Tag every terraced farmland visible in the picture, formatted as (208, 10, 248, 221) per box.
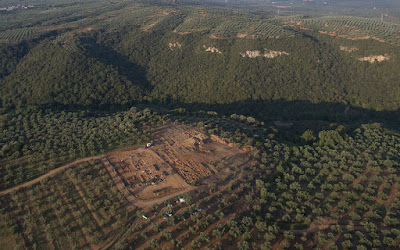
(278, 15, 400, 44)
(173, 11, 221, 34)
(0, 27, 46, 43)
(100, 6, 175, 32)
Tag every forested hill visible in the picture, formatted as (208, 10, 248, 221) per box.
(1, 2, 400, 248)
(1, 1, 400, 113)
(0, 39, 146, 107)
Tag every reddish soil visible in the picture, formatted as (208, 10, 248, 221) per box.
(104, 124, 249, 207)
(54, 183, 94, 249)
(173, 30, 193, 34)
(0, 155, 104, 196)
(101, 157, 136, 203)
(66, 172, 108, 235)
(141, 19, 162, 31)
(1, 124, 251, 214)
(27, 187, 55, 249)
(210, 34, 227, 39)
(141, 10, 176, 31)
(43, 183, 76, 248)
(351, 173, 365, 186)
(385, 182, 398, 205)
(376, 179, 388, 204)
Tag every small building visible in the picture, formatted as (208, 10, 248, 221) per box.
(178, 198, 186, 203)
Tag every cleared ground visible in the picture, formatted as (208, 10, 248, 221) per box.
(0, 123, 253, 248)
(1, 124, 251, 209)
(103, 124, 250, 207)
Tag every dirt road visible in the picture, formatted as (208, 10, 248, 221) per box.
(0, 150, 196, 208)
(0, 149, 196, 208)
(0, 155, 103, 196)
(133, 185, 197, 208)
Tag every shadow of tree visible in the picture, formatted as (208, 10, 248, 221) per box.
(79, 37, 153, 92)
(154, 98, 400, 126)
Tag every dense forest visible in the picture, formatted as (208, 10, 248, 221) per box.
(2, 24, 400, 112)
(1, 0, 400, 113)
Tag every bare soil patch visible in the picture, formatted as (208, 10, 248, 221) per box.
(210, 34, 227, 39)
(104, 124, 249, 207)
(1, 124, 250, 210)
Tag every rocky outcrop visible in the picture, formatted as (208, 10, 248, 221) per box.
(358, 55, 390, 63)
(202, 45, 222, 54)
(240, 50, 262, 58)
(240, 49, 289, 58)
(340, 46, 358, 52)
(168, 42, 182, 50)
(263, 50, 290, 58)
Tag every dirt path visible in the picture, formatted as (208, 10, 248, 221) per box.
(385, 181, 398, 205)
(0, 143, 144, 197)
(100, 216, 139, 250)
(344, 105, 350, 115)
(133, 186, 197, 208)
(44, 184, 76, 248)
(0, 155, 103, 196)
(1, 148, 197, 208)
(55, 182, 94, 249)
(191, 216, 231, 249)
(100, 157, 136, 203)
(66, 172, 108, 235)
(32, 185, 56, 249)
